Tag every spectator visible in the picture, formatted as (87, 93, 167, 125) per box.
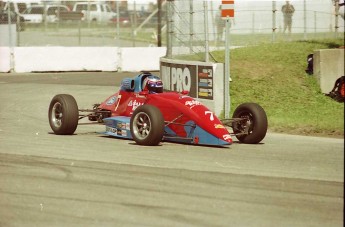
(333, 0, 345, 20)
(215, 6, 225, 42)
(281, 1, 295, 35)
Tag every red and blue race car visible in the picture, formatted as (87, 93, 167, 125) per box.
(48, 72, 268, 146)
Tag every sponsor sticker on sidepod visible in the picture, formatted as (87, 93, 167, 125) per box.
(106, 96, 117, 105)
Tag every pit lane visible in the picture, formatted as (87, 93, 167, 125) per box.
(0, 72, 343, 226)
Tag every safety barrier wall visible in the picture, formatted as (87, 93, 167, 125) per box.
(0, 47, 166, 73)
(0, 47, 11, 72)
(121, 47, 166, 72)
(313, 48, 344, 94)
(160, 57, 224, 116)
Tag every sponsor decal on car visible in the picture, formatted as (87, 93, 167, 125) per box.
(116, 129, 127, 136)
(185, 100, 201, 108)
(106, 96, 117, 105)
(128, 100, 143, 111)
(106, 126, 117, 134)
(122, 130, 127, 137)
(214, 124, 225, 129)
(223, 134, 232, 141)
(116, 122, 127, 129)
(106, 126, 127, 137)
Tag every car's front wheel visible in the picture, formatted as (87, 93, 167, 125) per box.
(130, 105, 164, 146)
(48, 94, 79, 135)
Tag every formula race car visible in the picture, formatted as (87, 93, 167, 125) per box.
(48, 72, 268, 146)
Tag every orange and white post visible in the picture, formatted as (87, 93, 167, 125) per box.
(221, 0, 234, 118)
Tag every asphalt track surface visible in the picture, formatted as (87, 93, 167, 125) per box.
(0, 72, 344, 227)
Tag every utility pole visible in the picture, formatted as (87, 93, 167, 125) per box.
(157, 0, 162, 47)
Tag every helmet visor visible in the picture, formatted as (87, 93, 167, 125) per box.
(147, 80, 163, 93)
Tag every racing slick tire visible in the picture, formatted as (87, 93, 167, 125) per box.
(232, 103, 268, 144)
(48, 94, 79, 135)
(130, 105, 164, 146)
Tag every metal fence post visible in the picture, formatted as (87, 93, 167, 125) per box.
(87, 1, 91, 28)
(189, 0, 194, 54)
(272, 1, 276, 43)
(314, 11, 317, 38)
(157, 0, 162, 47)
(43, 1, 47, 32)
(252, 12, 255, 34)
(78, 20, 81, 46)
(204, 1, 209, 62)
(16, 13, 20, 46)
(224, 17, 231, 118)
(166, 0, 173, 58)
(303, 0, 307, 40)
(133, 1, 137, 47)
(334, 0, 339, 38)
(7, 0, 14, 72)
(116, 0, 120, 46)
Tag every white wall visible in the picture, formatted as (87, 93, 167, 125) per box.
(0, 47, 11, 72)
(121, 47, 167, 72)
(313, 48, 345, 94)
(0, 47, 166, 73)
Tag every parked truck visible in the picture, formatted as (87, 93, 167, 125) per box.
(72, 2, 115, 23)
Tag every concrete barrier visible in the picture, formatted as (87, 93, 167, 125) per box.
(313, 48, 345, 94)
(121, 47, 166, 72)
(0, 46, 166, 73)
(0, 47, 11, 72)
(14, 47, 119, 72)
(160, 57, 225, 116)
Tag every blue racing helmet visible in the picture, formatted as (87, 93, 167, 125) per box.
(142, 75, 163, 94)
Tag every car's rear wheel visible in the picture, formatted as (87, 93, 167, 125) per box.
(130, 105, 164, 146)
(232, 103, 268, 144)
(48, 94, 79, 135)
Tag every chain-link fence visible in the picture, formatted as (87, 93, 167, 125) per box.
(0, 0, 166, 47)
(167, 0, 344, 61)
(0, 0, 344, 52)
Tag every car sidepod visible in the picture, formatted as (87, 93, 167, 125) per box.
(102, 116, 132, 139)
(146, 94, 232, 146)
(163, 120, 231, 146)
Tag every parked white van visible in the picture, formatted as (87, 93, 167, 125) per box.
(3, 0, 41, 15)
(72, 2, 115, 23)
(21, 4, 69, 23)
